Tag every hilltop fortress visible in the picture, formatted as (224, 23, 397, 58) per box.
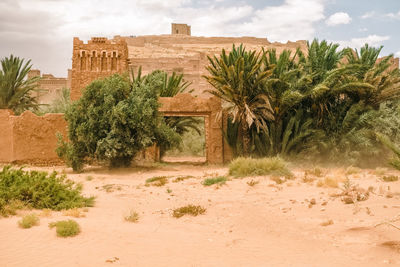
(70, 23, 307, 100)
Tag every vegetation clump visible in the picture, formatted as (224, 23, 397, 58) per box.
(145, 176, 168, 187)
(202, 176, 227, 186)
(172, 205, 206, 218)
(229, 157, 292, 178)
(18, 213, 40, 229)
(382, 175, 399, 182)
(124, 210, 139, 223)
(247, 179, 259, 186)
(0, 166, 94, 217)
(49, 220, 80, 237)
(173, 175, 194, 183)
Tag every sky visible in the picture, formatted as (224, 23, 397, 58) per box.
(1, 0, 399, 77)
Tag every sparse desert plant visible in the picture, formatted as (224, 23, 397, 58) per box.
(173, 175, 194, 183)
(124, 210, 139, 223)
(172, 205, 206, 218)
(0, 199, 27, 217)
(0, 166, 94, 217)
(18, 213, 40, 229)
(320, 219, 334, 226)
(62, 208, 85, 218)
(166, 188, 172, 194)
(145, 176, 168, 187)
(40, 209, 52, 217)
(337, 180, 369, 204)
(49, 220, 80, 237)
(202, 176, 227, 186)
(270, 176, 285, 184)
(229, 157, 292, 178)
(382, 175, 399, 182)
(302, 173, 316, 183)
(305, 167, 324, 177)
(86, 176, 94, 181)
(102, 184, 122, 192)
(247, 179, 259, 186)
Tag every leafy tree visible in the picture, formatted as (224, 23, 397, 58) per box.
(204, 44, 273, 155)
(57, 74, 179, 172)
(0, 55, 41, 114)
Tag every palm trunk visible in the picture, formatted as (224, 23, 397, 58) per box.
(241, 121, 251, 156)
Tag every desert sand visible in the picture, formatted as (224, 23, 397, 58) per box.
(1, 162, 400, 267)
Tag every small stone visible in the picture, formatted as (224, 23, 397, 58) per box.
(310, 198, 316, 205)
(321, 201, 328, 206)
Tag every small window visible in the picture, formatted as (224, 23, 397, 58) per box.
(176, 29, 179, 34)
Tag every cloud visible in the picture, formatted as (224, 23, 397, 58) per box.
(358, 28, 368, 32)
(334, 34, 390, 49)
(0, 0, 327, 76)
(361, 11, 375, 19)
(396, 51, 400, 57)
(326, 12, 351, 26)
(385, 10, 400, 19)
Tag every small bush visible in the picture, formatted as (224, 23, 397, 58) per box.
(0, 199, 27, 217)
(345, 166, 361, 175)
(62, 208, 85, 218)
(0, 166, 94, 217)
(317, 177, 340, 188)
(202, 176, 227, 186)
(18, 214, 40, 229)
(270, 176, 285, 184)
(173, 205, 206, 218)
(125, 210, 139, 223)
(229, 157, 292, 178)
(247, 179, 259, 186)
(382, 175, 399, 182)
(49, 220, 80, 237)
(145, 176, 168, 187)
(305, 168, 323, 177)
(173, 176, 194, 183)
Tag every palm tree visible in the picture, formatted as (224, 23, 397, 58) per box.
(204, 44, 273, 155)
(0, 55, 41, 114)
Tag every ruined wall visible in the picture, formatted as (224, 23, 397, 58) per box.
(70, 37, 129, 100)
(0, 110, 67, 164)
(171, 23, 191, 35)
(28, 70, 69, 105)
(159, 94, 226, 164)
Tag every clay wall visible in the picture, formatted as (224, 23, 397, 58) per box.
(0, 109, 67, 164)
(171, 23, 191, 35)
(70, 37, 129, 100)
(28, 70, 69, 104)
(159, 94, 226, 164)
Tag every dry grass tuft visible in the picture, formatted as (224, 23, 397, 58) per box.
(124, 210, 139, 223)
(40, 209, 53, 217)
(320, 219, 334, 226)
(337, 179, 369, 204)
(382, 175, 399, 182)
(173, 205, 206, 218)
(0, 199, 28, 217)
(102, 184, 122, 192)
(173, 175, 194, 183)
(247, 179, 259, 186)
(203, 176, 227, 186)
(145, 176, 168, 187)
(86, 176, 94, 181)
(18, 213, 40, 229)
(374, 167, 388, 176)
(345, 166, 361, 176)
(62, 208, 86, 218)
(229, 157, 292, 178)
(305, 168, 324, 177)
(270, 176, 286, 184)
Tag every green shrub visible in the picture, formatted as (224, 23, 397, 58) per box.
(49, 220, 80, 237)
(57, 74, 180, 172)
(145, 176, 168, 187)
(229, 157, 292, 178)
(18, 213, 40, 228)
(173, 205, 206, 218)
(0, 166, 94, 216)
(202, 176, 227, 186)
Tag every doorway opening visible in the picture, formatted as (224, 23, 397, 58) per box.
(161, 116, 206, 163)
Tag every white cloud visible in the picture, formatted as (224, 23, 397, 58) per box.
(361, 11, 375, 19)
(396, 51, 400, 57)
(334, 34, 390, 49)
(326, 12, 351, 26)
(385, 10, 400, 19)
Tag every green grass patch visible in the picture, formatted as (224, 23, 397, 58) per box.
(145, 176, 168, 187)
(229, 157, 293, 178)
(49, 220, 80, 237)
(382, 175, 399, 182)
(202, 176, 227, 186)
(0, 166, 95, 217)
(18, 213, 40, 229)
(173, 205, 206, 218)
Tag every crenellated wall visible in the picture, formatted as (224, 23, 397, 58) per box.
(70, 37, 129, 100)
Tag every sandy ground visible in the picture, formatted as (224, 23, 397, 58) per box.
(1, 163, 400, 267)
